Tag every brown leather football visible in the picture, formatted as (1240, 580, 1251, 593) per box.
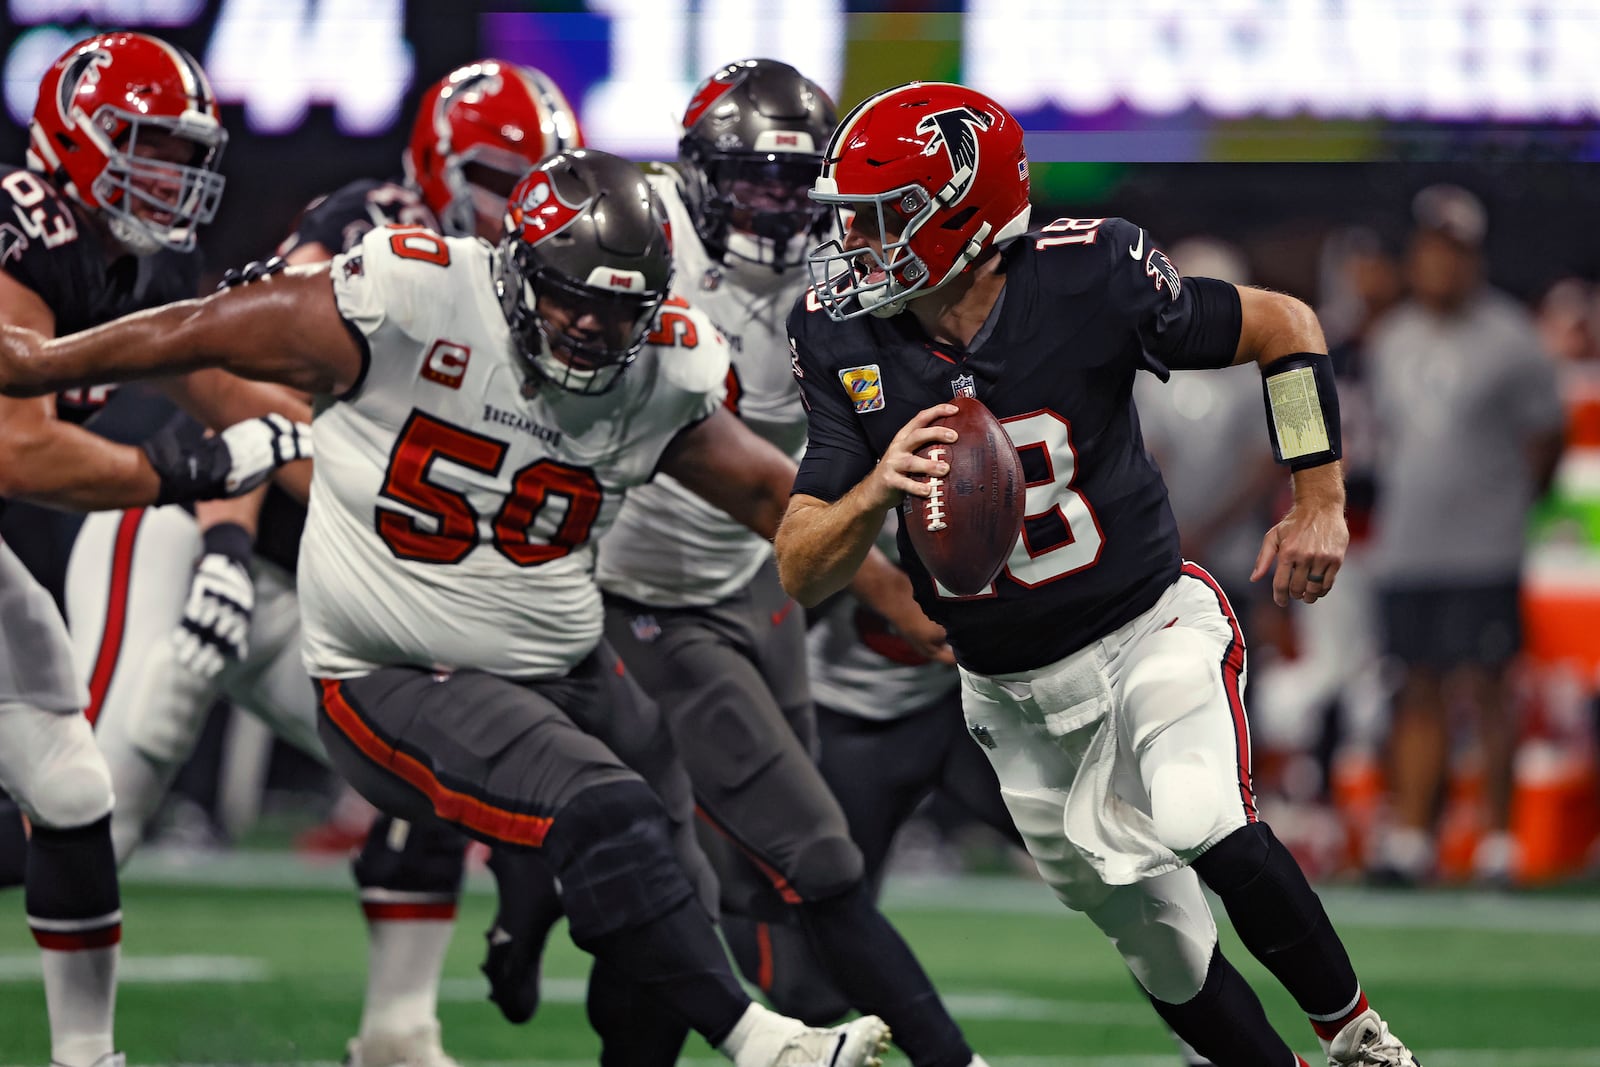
(903, 396, 1025, 596)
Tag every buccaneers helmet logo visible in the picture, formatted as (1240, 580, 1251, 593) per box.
(914, 106, 994, 206)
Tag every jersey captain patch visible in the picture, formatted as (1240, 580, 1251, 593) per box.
(839, 364, 885, 413)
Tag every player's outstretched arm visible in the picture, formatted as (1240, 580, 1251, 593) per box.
(659, 406, 796, 540)
(1232, 285, 1348, 607)
(776, 403, 959, 607)
(0, 265, 363, 400)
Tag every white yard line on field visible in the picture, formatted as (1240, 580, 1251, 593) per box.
(0, 954, 269, 983)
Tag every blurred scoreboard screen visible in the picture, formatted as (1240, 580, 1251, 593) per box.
(2, 0, 415, 136)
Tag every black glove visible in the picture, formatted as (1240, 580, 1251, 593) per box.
(139, 413, 312, 506)
(217, 256, 288, 290)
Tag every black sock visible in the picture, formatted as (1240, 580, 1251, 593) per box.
(0, 794, 27, 889)
(800, 882, 971, 1067)
(1193, 822, 1361, 1017)
(26, 815, 120, 939)
(581, 896, 748, 1045)
(1146, 946, 1298, 1067)
(483, 848, 567, 1023)
(587, 956, 692, 1067)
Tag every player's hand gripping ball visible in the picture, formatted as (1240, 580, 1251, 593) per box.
(903, 396, 1025, 596)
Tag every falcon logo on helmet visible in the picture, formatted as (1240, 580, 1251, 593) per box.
(915, 106, 993, 207)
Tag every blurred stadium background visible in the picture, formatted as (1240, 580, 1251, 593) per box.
(3, 1, 1600, 1063)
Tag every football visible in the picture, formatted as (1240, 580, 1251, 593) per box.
(902, 396, 1025, 596)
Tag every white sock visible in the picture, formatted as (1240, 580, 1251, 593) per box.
(718, 1002, 789, 1064)
(40, 944, 118, 1067)
(357, 918, 454, 1038)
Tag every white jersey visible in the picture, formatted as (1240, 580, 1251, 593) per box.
(806, 516, 959, 721)
(595, 169, 810, 608)
(300, 226, 727, 679)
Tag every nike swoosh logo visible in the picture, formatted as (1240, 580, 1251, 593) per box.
(1128, 229, 1145, 260)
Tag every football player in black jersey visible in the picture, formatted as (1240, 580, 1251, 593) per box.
(0, 31, 311, 1067)
(776, 82, 1420, 1067)
(60, 59, 583, 1067)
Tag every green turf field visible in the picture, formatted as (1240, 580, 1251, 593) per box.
(2, 855, 1598, 1065)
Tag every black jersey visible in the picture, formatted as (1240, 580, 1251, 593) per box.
(255, 178, 440, 574)
(0, 164, 199, 595)
(277, 178, 435, 259)
(0, 164, 199, 348)
(788, 217, 1244, 675)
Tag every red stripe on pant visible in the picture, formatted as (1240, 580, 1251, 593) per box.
(361, 901, 458, 922)
(1179, 562, 1257, 822)
(85, 508, 144, 726)
(692, 805, 803, 904)
(755, 921, 775, 992)
(31, 924, 122, 951)
(317, 679, 554, 848)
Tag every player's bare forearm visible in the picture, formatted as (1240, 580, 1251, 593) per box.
(776, 489, 891, 606)
(849, 547, 953, 663)
(1232, 286, 1328, 367)
(660, 406, 794, 540)
(1290, 458, 1346, 510)
(0, 395, 160, 509)
(196, 485, 269, 537)
(0, 267, 361, 399)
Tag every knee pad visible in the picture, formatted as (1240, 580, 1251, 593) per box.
(1084, 870, 1218, 1004)
(353, 814, 469, 897)
(1121, 630, 1250, 859)
(0, 706, 113, 830)
(1148, 751, 1245, 858)
(546, 780, 696, 946)
(788, 833, 865, 903)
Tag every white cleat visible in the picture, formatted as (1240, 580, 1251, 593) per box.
(1325, 1008, 1422, 1066)
(343, 1021, 464, 1067)
(730, 1010, 892, 1067)
(51, 1055, 124, 1067)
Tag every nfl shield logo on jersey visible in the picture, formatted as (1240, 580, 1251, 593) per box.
(950, 373, 977, 399)
(839, 364, 885, 413)
(630, 614, 662, 643)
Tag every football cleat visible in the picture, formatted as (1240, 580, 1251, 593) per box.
(750, 1014, 891, 1067)
(343, 1021, 462, 1067)
(1324, 1008, 1422, 1066)
(51, 1054, 124, 1067)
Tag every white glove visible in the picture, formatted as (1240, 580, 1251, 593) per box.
(173, 526, 255, 679)
(218, 413, 313, 495)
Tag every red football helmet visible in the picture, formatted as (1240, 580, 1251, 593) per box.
(405, 60, 585, 240)
(807, 82, 1031, 320)
(27, 31, 227, 256)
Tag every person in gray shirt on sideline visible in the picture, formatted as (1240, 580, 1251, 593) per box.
(1365, 184, 1566, 886)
